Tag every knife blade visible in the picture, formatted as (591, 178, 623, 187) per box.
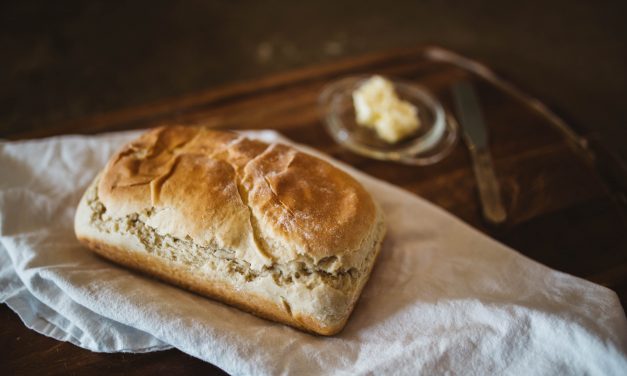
(452, 81, 507, 224)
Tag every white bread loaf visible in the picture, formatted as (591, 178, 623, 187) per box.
(74, 126, 386, 335)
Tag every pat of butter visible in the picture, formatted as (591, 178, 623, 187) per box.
(352, 75, 420, 143)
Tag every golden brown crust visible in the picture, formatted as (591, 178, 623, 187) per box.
(242, 143, 376, 260)
(98, 126, 377, 265)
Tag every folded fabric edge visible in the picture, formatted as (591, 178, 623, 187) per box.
(0, 244, 173, 353)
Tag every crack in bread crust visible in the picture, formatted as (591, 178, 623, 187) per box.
(87, 183, 363, 291)
(234, 175, 274, 262)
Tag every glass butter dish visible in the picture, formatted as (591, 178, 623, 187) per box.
(319, 76, 458, 165)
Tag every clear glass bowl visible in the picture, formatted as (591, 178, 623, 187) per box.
(319, 76, 458, 165)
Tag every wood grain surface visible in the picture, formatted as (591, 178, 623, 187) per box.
(2, 46, 626, 375)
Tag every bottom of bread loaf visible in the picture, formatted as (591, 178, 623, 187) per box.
(75, 180, 386, 335)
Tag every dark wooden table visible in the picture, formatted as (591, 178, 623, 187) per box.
(2, 46, 626, 375)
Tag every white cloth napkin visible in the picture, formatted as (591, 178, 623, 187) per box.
(1, 130, 625, 375)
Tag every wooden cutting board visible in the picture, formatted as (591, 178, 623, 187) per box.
(3, 46, 626, 375)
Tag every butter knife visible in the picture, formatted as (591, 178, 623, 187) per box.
(452, 81, 507, 224)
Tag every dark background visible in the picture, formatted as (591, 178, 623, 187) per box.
(1, 1, 626, 166)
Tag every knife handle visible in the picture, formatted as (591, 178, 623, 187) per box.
(469, 147, 507, 224)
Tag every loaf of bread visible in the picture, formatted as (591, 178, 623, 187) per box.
(74, 126, 386, 335)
